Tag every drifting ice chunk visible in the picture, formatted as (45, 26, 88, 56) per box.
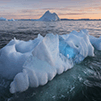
(0, 29, 96, 94)
(10, 30, 96, 93)
(10, 34, 73, 93)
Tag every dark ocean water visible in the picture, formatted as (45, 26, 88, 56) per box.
(0, 21, 101, 101)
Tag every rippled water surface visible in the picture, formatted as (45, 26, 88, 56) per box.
(0, 21, 101, 101)
(0, 21, 101, 49)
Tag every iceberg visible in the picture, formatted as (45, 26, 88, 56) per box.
(37, 10, 60, 21)
(0, 17, 7, 21)
(8, 18, 15, 21)
(0, 29, 100, 94)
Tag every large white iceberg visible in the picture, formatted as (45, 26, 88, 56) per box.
(0, 29, 101, 94)
(37, 10, 60, 21)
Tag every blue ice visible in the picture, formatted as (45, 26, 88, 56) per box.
(59, 37, 75, 59)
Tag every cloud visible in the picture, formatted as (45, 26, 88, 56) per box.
(20, 9, 44, 15)
(21, 9, 38, 13)
(0, 0, 11, 2)
(41, 0, 89, 3)
(41, 7, 73, 11)
(92, 7, 101, 11)
(77, 6, 101, 12)
(0, 0, 11, 4)
(58, 13, 87, 15)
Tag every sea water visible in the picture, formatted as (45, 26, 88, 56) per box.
(0, 21, 101, 101)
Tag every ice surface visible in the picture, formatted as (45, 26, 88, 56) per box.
(0, 29, 100, 93)
(89, 35, 101, 50)
(60, 29, 94, 62)
(10, 69, 29, 93)
(37, 10, 60, 21)
(0, 34, 43, 79)
(10, 33, 73, 93)
(59, 36, 76, 58)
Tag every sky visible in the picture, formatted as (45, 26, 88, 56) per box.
(0, 0, 101, 19)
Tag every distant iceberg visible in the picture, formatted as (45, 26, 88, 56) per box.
(8, 18, 15, 21)
(0, 17, 7, 21)
(37, 10, 60, 21)
(0, 29, 101, 94)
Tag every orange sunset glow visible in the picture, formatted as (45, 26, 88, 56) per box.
(0, 0, 101, 19)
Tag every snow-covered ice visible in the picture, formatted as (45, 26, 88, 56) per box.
(0, 29, 101, 93)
